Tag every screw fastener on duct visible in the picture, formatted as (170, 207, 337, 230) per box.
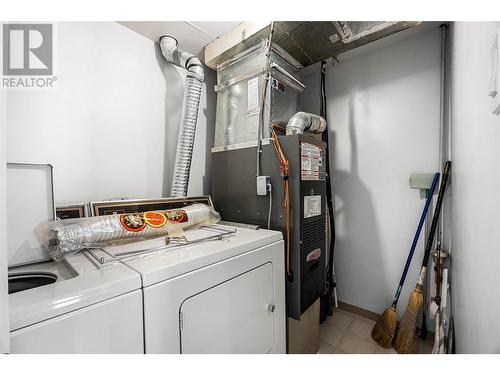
(159, 36, 205, 197)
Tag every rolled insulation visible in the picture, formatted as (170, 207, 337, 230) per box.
(38, 203, 220, 261)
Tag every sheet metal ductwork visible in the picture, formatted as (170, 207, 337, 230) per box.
(205, 21, 422, 70)
(159, 35, 204, 197)
(286, 112, 327, 135)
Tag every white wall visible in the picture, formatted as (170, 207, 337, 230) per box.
(300, 28, 442, 317)
(6, 22, 215, 205)
(450, 22, 500, 353)
(0, 53, 10, 353)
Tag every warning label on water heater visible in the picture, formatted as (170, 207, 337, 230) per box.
(301, 142, 325, 180)
(304, 195, 322, 218)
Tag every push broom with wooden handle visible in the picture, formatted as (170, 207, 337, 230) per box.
(394, 161, 451, 354)
(371, 172, 440, 348)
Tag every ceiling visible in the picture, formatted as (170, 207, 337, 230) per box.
(118, 21, 241, 56)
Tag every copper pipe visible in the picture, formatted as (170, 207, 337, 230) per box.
(271, 125, 292, 278)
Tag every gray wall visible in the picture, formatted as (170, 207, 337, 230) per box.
(300, 28, 442, 317)
(6, 22, 215, 205)
(450, 22, 500, 353)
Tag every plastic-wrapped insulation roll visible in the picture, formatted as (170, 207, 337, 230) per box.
(159, 36, 204, 197)
(39, 204, 219, 261)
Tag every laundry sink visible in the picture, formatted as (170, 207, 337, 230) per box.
(8, 272, 57, 294)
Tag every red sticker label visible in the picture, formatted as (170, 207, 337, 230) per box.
(119, 213, 146, 232)
(165, 209, 188, 223)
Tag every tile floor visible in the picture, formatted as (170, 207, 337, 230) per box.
(318, 308, 433, 354)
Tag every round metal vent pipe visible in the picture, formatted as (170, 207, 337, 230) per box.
(285, 111, 327, 135)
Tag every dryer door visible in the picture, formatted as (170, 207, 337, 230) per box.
(180, 262, 275, 353)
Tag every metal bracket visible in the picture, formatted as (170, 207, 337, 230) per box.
(82, 226, 237, 266)
(114, 226, 237, 257)
(409, 173, 438, 199)
(333, 22, 353, 43)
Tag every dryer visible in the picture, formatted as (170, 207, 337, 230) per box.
(104, 224, 286, 354)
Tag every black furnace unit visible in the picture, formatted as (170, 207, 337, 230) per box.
(212, 134, 327, 320)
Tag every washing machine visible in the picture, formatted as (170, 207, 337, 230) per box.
(6, 163, 144, 354)
(103, 223, 286, 354)
(8, 253, 144, 354)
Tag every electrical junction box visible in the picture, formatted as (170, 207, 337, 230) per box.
(256, 176, 270, 196)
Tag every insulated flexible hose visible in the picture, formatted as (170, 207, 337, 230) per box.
(159, 36, 205, 197)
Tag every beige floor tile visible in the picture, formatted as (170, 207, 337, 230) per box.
(334, 308, 354, 316)
(317, 340, 336, 354)
(353, 314, 375, 324)
(333, 347, 349, 354)
(326, 309, 355, 330)
(337, 333, 377, 354)
(375, 345, 397, 354)
(416, 340, 433, 354)
(390, 338, 431, 354)
(347, 316, 375, 341)
(320, 322, 344, 347)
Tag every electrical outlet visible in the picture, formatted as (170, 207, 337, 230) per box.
(256, 176, 270, 195)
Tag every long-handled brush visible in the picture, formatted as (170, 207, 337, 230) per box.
(371, 172, 440, 348)
(394, 161, 452, 354)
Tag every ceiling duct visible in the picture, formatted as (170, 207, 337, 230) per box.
(205, 21, 422, 70)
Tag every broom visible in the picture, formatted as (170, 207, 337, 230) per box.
(371, 172, 440, 348)
(394, 161, 452, 354)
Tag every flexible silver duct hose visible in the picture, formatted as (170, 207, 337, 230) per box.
(286, 111, 327, 135)
(159, 36, 205, 197)
(225, 85, 240, 145)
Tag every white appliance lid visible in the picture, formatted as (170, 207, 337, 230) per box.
(8, 251, 142, 331)
(104, 224, 283, 287)
(7, 163, 55, 267)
